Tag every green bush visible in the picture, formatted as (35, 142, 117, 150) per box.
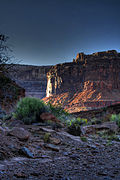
(67, 117, 87, 136)
(81, 136, 88, 142)
(0, 74, 11, 86)
(47, 102, 69, 122)
(43, 133, 51, 143)
(13, 97, 48, 124)
(110, 114, 120, 127)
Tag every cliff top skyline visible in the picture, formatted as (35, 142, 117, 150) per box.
(0, 0, 120, 66)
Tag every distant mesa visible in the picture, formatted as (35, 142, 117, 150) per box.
(75, 50, 119, 63)
(44, 50, 120, 112)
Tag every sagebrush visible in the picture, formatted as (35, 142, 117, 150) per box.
(110, 114, 120, 127)
(13, 97, 48, 124)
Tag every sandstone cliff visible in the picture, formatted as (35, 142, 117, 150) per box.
(45, 50, 120, 112)
(10, 65, 51, 99)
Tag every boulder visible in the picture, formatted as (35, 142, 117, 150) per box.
(82, 121, 118, 135)
(8, 127, 30, 141)
(40, 112, 60, 123)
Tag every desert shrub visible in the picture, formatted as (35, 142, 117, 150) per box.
(47, 102, 70, 122)
(67, 117, 87, 136)
(110, 114, 120, 127)
(13, 97, 48, 124)
(90, 117, 102, 125)
(67, 117, 87, 127)
(43, 133, 51, 143)
(76, 117, 87, 125)
(81, 136, 88, 142)
(0, 74, 11, 86)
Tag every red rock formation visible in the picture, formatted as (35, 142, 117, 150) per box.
(44, 50, 120, 112)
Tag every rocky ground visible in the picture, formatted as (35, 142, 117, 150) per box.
(0, 109, 120, 180)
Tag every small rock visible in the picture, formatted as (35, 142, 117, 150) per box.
(40, 127, 55, 133)
(70, 154, 80, 160)
(0, 152, 6, 160)
(44, 143, 60, 152)
(8, 145, 17, 153)
(97, 171, 108, 176)
(50, 137, 61, 145)
(0, 171, 4, 175)
(14, 172, 27, 178)
(0, 126, 5, 133)
(32, 122, 47, 126)
(40, 155, 50, 158)
(20, 147, 34, 158)
(61, 177, 70, 180)
(91, 150, 99, 154)
(87, 144, 97, 149)
(0, 113, 5, 120)
(63, 152, 69, 156)
(30, 171, 40, 176)
(8, 127, 30, 141)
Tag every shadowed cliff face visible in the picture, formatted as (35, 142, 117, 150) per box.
(10, 65, 51, 99)
(45, 50, 120, 112)
(0, 73, 25, 111)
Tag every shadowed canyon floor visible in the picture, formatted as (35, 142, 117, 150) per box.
(0, 103, 120, 179)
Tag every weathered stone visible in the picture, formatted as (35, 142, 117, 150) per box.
(82, 122, 118, 135)
(0, 126, 6, 133)
(8, 127, 30, 141)
(14, 172, 28, 178)
(40, 127, 55, 133)
(58, 131, 82, 143)
(44, 143, 60, 152)
(50, 137, 61, 145)
(40, 112, 60, 123)
(20, 147, 34, 158)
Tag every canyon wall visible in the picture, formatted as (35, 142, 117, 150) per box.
(45, 50, 120, 112)
(0, 73, 25, 111)
(10, 65, 51, 99)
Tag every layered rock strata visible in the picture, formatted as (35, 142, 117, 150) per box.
(45, 50, 120, 112)
(10, 65, 51, 99)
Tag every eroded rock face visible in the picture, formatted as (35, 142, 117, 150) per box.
(0, 73, 25, 111)
(45, 50, 120, 112)
(10, 65, 51, 99)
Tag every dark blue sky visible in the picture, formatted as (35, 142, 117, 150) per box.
(0, 0, 120, 65)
